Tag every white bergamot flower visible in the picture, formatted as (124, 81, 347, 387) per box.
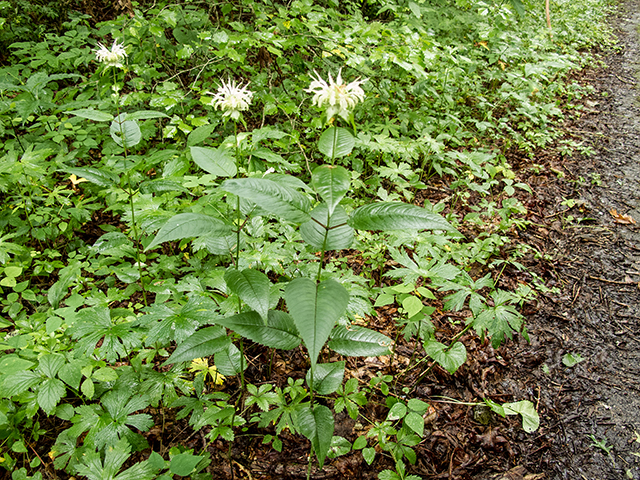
(306, 68, 366, 122)
(95, 40, 127, 69)
(209, 79, 253, 121)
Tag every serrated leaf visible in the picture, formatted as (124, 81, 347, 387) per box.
(214, 343, 246, 376)
(424, 340, 467, 374)
(300, 204, 354, 251)
(146, 213, 232, 250)
(3, 370, 41, 397)
(224, 269, 270, 322)
(349, 202, 458, 233)
(306, 361, 345, 395)
(66, 167, 119, 187)
(328, 325, 392, 357)
(285, 278, 349, 367)
(37, 354, 65, 378)
(139, 179, 191, 195)
(318, 127, 355, 159)
(38, 378, 66, 414)
(297, 405, 334, 469)
(190, 146, 237, 177)
(312, 165, 350, 215)
(221, 177, 311, 224)
(215, 310, 300, 350)
(65, 109, 113, 122)
(164, 326, 230, 365)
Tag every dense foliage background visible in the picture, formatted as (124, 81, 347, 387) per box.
(0, 0, 615, 478)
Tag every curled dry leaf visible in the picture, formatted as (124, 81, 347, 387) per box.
(610, 208, 637, 224)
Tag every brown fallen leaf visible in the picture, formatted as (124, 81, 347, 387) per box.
(610, 208, 637, 224)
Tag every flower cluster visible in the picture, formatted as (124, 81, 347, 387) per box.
(209, 79, 254, 121)
(306, 69, 366, 122)
(95, 41, 128, 69)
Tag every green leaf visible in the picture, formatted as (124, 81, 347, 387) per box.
(387, 402, 407, 421)
(224, 269, 270, 322)
(37, 354, 65, 378)
(312, 165, 350, 215)
(214, 343, 246, 376)
(221, 177, 311, 224)
(503, 400, 539, 433)
(0, 355, 34, 376)
(424, 340, 467, 374)
(190, 146, 237, 177)
(65, 109, 114, 122)
(38, 378, 66, 415)
(349, 202, 458, 233)
(508, 0, 525, 16)
(285, 278, 349, 367)
(318, 127, 355, 159)
(362, 447, 376, 465)
(92, 367, 118, 382)
(404, 411, 424, 436)
(297, 405, 334, 469)
(170, 453, 205, 476)
(66, 167, 119, 187)
(402, 296, 424, 318)
(110, 114, 142, 148)
(562, 352, 584, 367)
(126, 110, 170, 121)
(306, 361, 345, 395)
(140, 179, 191, 195)
(3, 370, 41, 397)
(164, 326, 230, 365)
(328, 325, 392, 357)
(146, 213, 232, 250)
(300, 204, 354, 251)
(81, 378, 95, 399)
(215, 311, 300, 350)
(187, 124, 216, 146)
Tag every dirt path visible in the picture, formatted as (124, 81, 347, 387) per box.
(512, 0, 640, 478)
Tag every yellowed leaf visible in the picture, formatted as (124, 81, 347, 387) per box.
(610, 208, 636, 224)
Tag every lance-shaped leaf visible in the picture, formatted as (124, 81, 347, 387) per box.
(300, 204, 354, 251)
(284, 278, 349, 367)
(424, 340, 467, 374)
(306, 361, 345, 395)
(312, 165, 350, 215)
(224, 269, 270, 322)
(214, 343, 246, 375)
(146, 213, 232, 250)
(215, 311, 300, 350)
(328, 325, 392, 357)
(349, 202, 459, 234)
(297, 405, 334, 469)
(66, 167, 119, 187)
(65, 109, 114, 122)
(318, 127, 355, 159)
(221, 177, 311, 224)
(126, 110, 170, 121)
(190, 146, 236, 178)
(163, 326, 230, 365)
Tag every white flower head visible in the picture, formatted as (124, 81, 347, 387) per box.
(209, 79, 253, 121)
(95, 40, 127, 69)
(306, 68, 366, 122)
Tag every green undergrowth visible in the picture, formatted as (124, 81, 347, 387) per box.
(0, 0, 616, 478)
